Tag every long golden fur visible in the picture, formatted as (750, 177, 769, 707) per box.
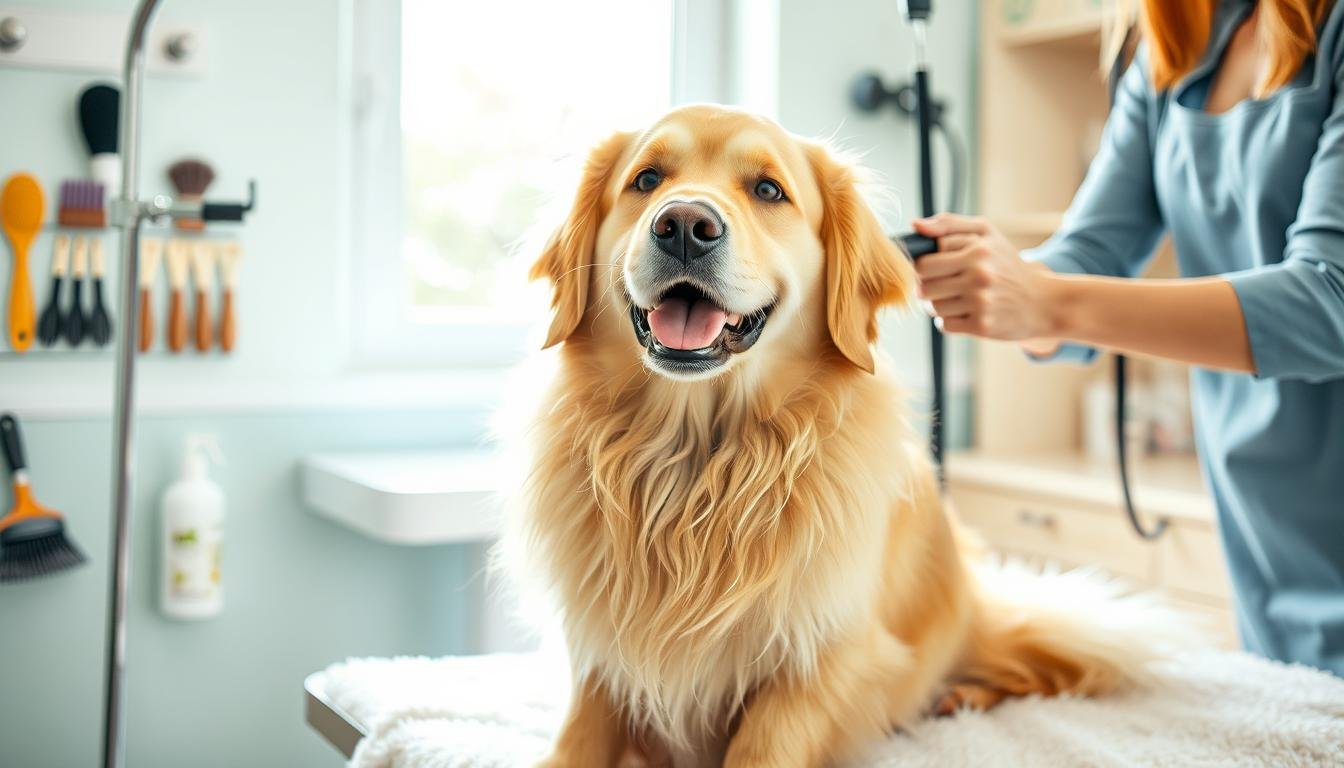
(505, 105, 1189, 768)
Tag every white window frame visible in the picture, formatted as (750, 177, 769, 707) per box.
(346, 0, 752, 370)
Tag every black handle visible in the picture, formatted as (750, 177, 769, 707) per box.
(1, 414, 26, 473)
(900, 0, 932, 22)
(201, 179, 257, 223)
(897, 232, 938, 259)
(201, 203, 245, 222)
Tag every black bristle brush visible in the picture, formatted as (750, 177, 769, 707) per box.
(78, 84, 121, 196)
(0, 414, 87, 583)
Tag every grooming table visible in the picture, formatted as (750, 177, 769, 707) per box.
(306, 650, 1344, 767)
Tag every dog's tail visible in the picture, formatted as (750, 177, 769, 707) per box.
(950, 558, 1207, 709)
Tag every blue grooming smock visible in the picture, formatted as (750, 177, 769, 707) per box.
(1027, 0, 1344, 675)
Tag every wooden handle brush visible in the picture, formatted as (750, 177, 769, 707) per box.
(217, 242, 241, 352)
(137, 238, 163, 352)
(189, 241, 215, 352)
(168, 159, 214, 232)
(165, 239, 191, 353)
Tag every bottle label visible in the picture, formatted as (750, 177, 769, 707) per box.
(168, 522, 222, 601)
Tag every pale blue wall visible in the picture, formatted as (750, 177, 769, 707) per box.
(0, 1, 489, 766)
(1, 410, 484, 767)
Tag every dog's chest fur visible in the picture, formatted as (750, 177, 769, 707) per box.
(519, 367, 910, 743)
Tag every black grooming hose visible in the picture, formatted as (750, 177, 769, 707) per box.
(1109, 25, 1169, 541)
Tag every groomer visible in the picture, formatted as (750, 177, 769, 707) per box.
(914, 0, 1344, 676)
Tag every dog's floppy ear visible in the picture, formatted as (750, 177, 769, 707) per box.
(806, 143, 916, 374)
(529, 131, 634, 349)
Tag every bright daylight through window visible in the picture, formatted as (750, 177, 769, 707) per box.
(399, 0, 675, 322)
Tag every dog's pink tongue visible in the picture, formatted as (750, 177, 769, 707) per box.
(648, 297, 729, 350)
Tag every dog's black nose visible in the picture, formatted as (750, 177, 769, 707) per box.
(652, 201, 725, 263)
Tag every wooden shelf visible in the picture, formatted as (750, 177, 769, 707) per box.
(946, 449, 1215, 523)
(999, 11, 1109, 48)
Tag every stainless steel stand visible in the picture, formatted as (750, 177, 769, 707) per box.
(102, 4, 161, 766)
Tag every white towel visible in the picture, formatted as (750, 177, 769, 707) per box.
(319, 650, 1344, 768)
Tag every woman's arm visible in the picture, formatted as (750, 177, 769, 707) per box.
(911, 212, 1254, 372)
(919, 45, 1344, 381)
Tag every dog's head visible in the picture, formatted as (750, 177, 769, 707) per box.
(531, 104, 914, 380)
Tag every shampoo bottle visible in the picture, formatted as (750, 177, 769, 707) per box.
(160, 434, 225, 620)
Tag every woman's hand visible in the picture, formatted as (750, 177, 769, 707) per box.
(911, 213, 1060, 346)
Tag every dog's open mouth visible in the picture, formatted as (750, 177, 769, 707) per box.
(629, 283, 772, 372)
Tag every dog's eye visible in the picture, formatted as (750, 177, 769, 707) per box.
(633, 169, 662, 193)
(753, 179, 785, 202)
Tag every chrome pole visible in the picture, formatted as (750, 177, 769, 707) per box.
(103, 2, 162, 766)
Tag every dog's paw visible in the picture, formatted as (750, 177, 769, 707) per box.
(932, 682, 1009, 716)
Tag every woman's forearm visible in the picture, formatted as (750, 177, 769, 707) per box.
(1042, 273, 1255, 373)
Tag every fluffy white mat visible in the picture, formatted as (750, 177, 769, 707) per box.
(317, 649, 1344, 768)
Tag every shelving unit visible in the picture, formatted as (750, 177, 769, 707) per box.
(997, 4, 1112, 48)
(0, 225, 239, 357)
(964, 0, 1235, 647)
(301, 450, 504, 545)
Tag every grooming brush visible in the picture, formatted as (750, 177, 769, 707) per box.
(88, 239, 112, 347)
(78, 84, 121, 196)
(189, 241, 215, 352)
(2, 173, 43, 353)
(167, 160, 215, 231)
(64, 237, 90, 347)
(217, 242, 241, 352)
(0, 413, 87, 582)
(57, 180, 107, 229)
(137, 238, 163, 352)
(165, 239, 191, 352)
(37, 235, 71, 347)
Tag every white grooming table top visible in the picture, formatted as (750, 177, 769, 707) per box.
(304, 651, 1344, 767)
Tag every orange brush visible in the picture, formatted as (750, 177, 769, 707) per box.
(2, 174, 44, 352)
(0, 414, 86, 582)
(165, 239, 190, 352)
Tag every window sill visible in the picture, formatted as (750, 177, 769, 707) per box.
(3, 366, 512, 420)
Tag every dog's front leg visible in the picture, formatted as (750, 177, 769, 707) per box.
(723, 628, 918, 768)
(541, 674, 664, 768)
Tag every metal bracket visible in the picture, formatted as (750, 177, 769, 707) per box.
(0, 6, 206, 76)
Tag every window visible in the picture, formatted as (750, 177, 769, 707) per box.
(349, 0, 680, 367)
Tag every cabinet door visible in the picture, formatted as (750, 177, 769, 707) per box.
(1158, 522, 1233, 601)
(951, 484, 1157, 582)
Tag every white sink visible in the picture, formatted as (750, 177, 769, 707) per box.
(301, 450, 505, 545)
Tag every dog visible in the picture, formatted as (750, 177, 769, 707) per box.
(504, 104, 1189, 767)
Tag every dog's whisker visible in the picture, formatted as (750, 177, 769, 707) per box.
(552, 261, 621, 282)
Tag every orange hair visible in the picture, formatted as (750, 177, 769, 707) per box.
(1110, 0, 1333, 96)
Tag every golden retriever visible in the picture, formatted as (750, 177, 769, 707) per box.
(506, 104, 1185, 768)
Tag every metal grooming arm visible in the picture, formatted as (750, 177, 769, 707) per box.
(103, 4, 255, 765)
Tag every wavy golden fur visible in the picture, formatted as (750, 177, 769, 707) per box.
(507, 105, 1191, 768)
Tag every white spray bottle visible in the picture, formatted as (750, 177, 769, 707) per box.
(160, 434, 225, 620)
